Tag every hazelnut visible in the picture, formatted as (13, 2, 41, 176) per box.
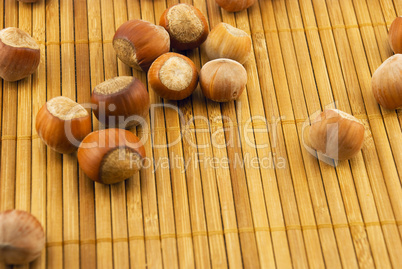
(159, 3, 209, 50)
(215, 0, 256, 12)
(309, 109, 365, 161)
(205, 23, 252, 64)
(91, 76, 150, 128)
(0, 210, 45, 265)
(0, 27, 40, 81)
(113, 19, 170, 72)
(36, 96, 92, 154)
(372, 54, 402, 109)
(199, 58, 247, 102)
(389, 17, 402, 54)
(148, 52, 198, 100)
(77, 128, 146, 184)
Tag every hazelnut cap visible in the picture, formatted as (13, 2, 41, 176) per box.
(159, 3, 209, 50)
(91, 76, 150, 128)
(77, 128, 146, 184)
(148, 52, 198, 100)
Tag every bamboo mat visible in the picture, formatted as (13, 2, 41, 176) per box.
(0, 0, 401, 268)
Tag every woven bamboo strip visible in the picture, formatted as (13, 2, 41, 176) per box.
(99, 0, 131, 268)
(139, 0, 180, 267)
(302, 0, 392, 267)
(205, 3, 261, 268)
(226, 10, 279, 269)
(253, 1, 312, 268)
(286, 0, 383, 268)
(239, 8, 294, 269)
(86, 0, 114, 267)
(337, 0, 402, 235)
(125, 2, 164, 268)
(164, 4, 212, 267)
(188, 0, 242, 267)
(30, 1, 47, 268)
(153, 1, 197, 268)
(60, 0, 80, 268)
(114, 0, 148, 268)
(259, 0, 349, 267)
(45, 0, 63, 267)
(322, 1, 402, 268)
(0, 0, 18, 215)
(73, 0, 97, 268)
(14, 3, 33, 269)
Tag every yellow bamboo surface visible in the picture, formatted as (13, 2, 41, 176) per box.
(0, 0, 401, 268)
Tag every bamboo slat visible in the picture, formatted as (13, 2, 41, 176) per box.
(0, 0, 401, 268)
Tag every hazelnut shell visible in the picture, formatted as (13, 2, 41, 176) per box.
(0, 27, 40, 82)
(389, 17, 402, 54)
(77, 128, 146, 184)
(91, 76, 150, 128)
(148, 52, 198, 100)
(309, 109, 365, 161)
(159, 3, 209, 51)
(36, 97, 92, 154)
(0, 210, 45, 265)
(113, 19, 170, 72)
(200, 58, 247, 102)
(215, 0, 256, 12)
(205, 22, 252, 64)
(372, 54, 402, 109)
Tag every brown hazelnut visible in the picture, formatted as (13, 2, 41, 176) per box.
(91, 76, 150, 128)
(0, 210, 45, 265)
(148, 52, 198, 100)
(159, 3, 209, 50)
(215, 0, 256, 12)
(36, 96, 92, 154)
(199, 58, 247, 102)
(389, 17, 402, 54)
(0, 27, 40, 81)
(309, 109, 365, 160)
(205, 23, 252, 64)
(113, 19, 170, 72)
(372, 54, 402, 109)
(77, 128, 146, 184)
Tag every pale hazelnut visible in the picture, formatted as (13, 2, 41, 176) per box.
(389, 17, 402, 54)
(309, 109, 365, 160)
(205, 23, 252, 64)
(199, 58, 247, 102)
(0, 210, 45, 265)
(372, 54, 402, 109)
